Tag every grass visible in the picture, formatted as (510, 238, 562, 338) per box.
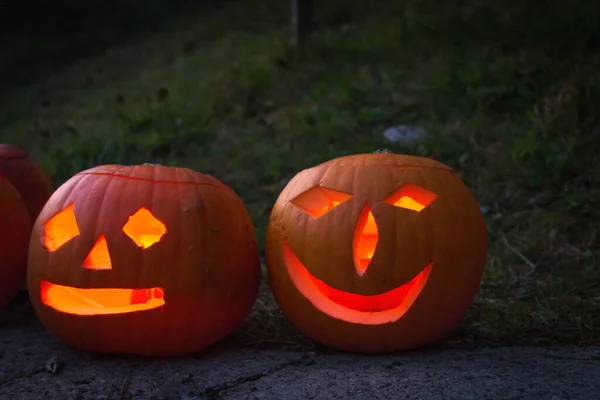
(1, 0, 598, 349)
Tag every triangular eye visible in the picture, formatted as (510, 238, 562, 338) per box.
(44, 203, 80, 251)
(122, 207, 167, 249)
(290, 186, 353, 218)
(82, 235, 112, 270)
(384, 184, 437, 212)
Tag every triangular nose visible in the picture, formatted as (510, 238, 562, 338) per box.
(353, 205, 379, 276)
(82, 235, 112, 270)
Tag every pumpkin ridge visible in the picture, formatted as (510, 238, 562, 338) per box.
(0, 154, 27, 160)
(56, 174, 91, 216)
(0, 144, 28, 159)
(301, 164, 455, 177)
(334, 164, 454, 171)
(77, 172, 227, 188)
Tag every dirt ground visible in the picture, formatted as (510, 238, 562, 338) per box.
(1, 293, 599, 400)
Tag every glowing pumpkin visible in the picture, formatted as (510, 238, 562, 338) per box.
(265, 153, 487, 353)
(28, 164, 260, 356)
(0, 174, 31, 309)
(0, 144, 52, 222)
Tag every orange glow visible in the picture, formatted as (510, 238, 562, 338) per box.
(384, 183, 438, 212)
(291, 186, 353, 218)
(353, 205, 379, 276)
(122, 207, 167, 249)
(44, 203, 80, 251)
(40, 280, 165, 316)
(283, 240, 432, 325)
(82, 235, 112, 270)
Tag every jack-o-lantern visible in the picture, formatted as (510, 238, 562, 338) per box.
(265, 153, 487, 353)
(28, 164, 260, 356)
(0, 174, 31, 309)
(0, 144, 52, 222)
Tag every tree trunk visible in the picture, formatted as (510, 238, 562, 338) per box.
(291, 0, 313, 46)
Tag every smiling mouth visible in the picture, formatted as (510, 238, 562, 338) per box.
(40, 280, 165, 316)
(283, 240, 432, 325)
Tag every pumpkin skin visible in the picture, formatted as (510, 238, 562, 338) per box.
(0, 174, 31, 309)
(265, 153, 487, 354)
(28, 164, 260, 356)
(0, 144, 52, 222)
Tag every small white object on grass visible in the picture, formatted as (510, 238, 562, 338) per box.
(383, 125, 429, 144)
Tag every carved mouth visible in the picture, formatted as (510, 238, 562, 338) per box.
(283, 240, 431, 325)
(40, 280, 165, 316)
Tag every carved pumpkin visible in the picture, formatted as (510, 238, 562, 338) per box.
(28, 164, 260, 356)
(0, 174, 31, 309)
(265, 153, 487, 353)
(0, 144, 52, 222)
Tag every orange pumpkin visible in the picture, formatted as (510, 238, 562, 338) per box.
(265, 153, 487, 353)
(0, 144, 52, 222)
(28, 164, 260, 356)
(0, 173, 31, 309)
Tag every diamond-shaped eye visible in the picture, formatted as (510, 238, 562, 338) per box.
(384, 183, 437, 212)
(122, 207, 167, 249)
(290, 186, 353, 218)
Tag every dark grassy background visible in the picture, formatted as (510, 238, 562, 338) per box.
(1, 0, 598, 348)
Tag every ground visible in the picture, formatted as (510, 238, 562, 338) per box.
(1, 295, 600, 399)
(0, 0, 599, 397)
